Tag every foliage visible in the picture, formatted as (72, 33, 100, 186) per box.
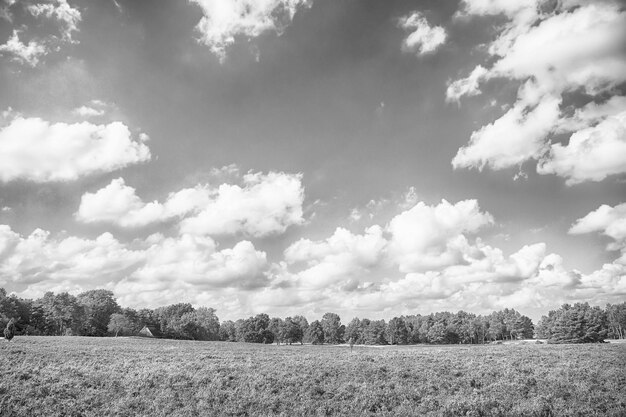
(321, 312, 343, 344)
(77, 290, 120, 337)
(538, 303, 608, 343)
(107, 313, 133, 337)
(307, 320, 324, 345)
(1, 287, 622, 345)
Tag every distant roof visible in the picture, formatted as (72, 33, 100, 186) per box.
(139, 325, 162, 337)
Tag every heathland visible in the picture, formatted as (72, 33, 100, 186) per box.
(1, 337, 624, 416)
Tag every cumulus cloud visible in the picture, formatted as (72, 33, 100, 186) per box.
(388, 199, 493, 272)
(399, 12, 447, 55)
(0, 1, 82, 66)
(449, 0, 626, 184)
(0, 116, 151, 182)
(77, 171, 304, 237)
(131, 235, 268, 290)
(570, 202, 626, 257)
(190, 0, 310, 60)
(537, 111, 626, 185)
(180, 171, 305, 237)
(284, 225, 387, 290)
(27, 0, 81, 41)
(0, 225, 144, 294)
(76, 178, 210, 228)
(0, 30, 47, 66)
(72, 100, 110, 118)
(446, 66, 488, 104)
(4, 196, 626, 319)
(0, 225, 270, 305)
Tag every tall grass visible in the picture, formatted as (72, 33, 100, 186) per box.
(1, 337, 624, 416)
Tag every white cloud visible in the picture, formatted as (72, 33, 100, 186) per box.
(283, 225, 387, 290)
(0, 0, 16, 22)
(449, 1, 626, 184)
(0, 30, 47, 66)
(76, 178, 210, 228)
(388, 199, 493, 272)
(190, 0, 310, 60)
(399, 12, 447, 55)
(452, 89, 561, 170)
(180, 171, 305, 237)
(0, 117, 151, 182)
(570, 202, 626, 254)
(72, 100, 112, 118)
(4, 196, 626, 319)
(77, 171, 304, 237)
(0, 225, 144, 294)
(446, 65, 488, 104)
(0, 225, 270, 307)
(72, 106, 104, 117)
(537, 111, 626, 185)
(130, 235, 268, 290)
(27, 0, 81, 41)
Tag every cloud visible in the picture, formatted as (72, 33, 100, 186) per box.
(77, 171, 305, 237)
(0, 225, 270, 306)
(446, 66, 488, 104)
(452, 86, 561, 170)
(0, 0, 81, 66)
(283, 225, 387, 290)
(72, 106, 104, 117)
(180, 171, 305, 237)
(537, 111, 626, 185)
(0, 30, 47, 66)
(399, 12, 447, 55)
(0, 0, 16, 22)
(72, 100, 110, 118)
(449, 1, 626, 183)
(190, 0, 311, 60)
(0, 225, 144, 294)
(0, 116, 150, 183)
(388, 199, 493, 272)
(27, 0, 81, 41)
(76, 178, 210, 228)
(570, 202, 626, 256)
(4, 196, 626, 319)
(130, 235, 268, 290)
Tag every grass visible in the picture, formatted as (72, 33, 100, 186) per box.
(1, 337, 625, 416)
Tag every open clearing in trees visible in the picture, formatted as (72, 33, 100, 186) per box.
(1, 337, 625, 416)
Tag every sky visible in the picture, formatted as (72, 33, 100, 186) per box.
(0, 0, 625, 322)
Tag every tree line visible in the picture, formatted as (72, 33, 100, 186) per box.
(1, 288, 624, 344)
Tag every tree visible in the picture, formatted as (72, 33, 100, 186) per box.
(282, 317, 303, 344)
(237, 314, 272, 343)
(512, 315, 534, 339)
(269, 317, 284, 345)
(38, 292, 85, 335)
(154, 303, 195, 338)
(363, 320, 387, 345)
(108, 313, 133, 337)
(344, 318, 362, 345)
(4, 318, 16, 341)
(387, 317, 408, 345)
(219, 320, 237, 341)
(193, 307, 220, 340)
(321, 312, 343, 344)
(307, 320, 324, 345)
(292, 315, 309, 344)
(542, 303, 608, 343)
(77, 290, 121, 336)
(606, 303, 626, 339)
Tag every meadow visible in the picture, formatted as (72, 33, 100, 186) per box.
(0, 337, 624, 416)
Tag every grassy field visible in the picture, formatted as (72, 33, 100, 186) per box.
(0, 337, 624, 416)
